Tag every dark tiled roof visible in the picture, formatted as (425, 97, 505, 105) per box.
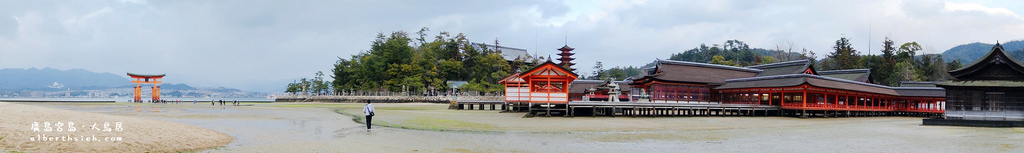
(899, 81, 937, 87)
(632, 59, 760, 85)
(717, 74, 904, 96)
(747, 60, 813, 77)
(936, 80, 1024, 87)
(713, 76, 806, 89)
(659, 59, 763, 72)
(818, 69, 871, 82)
(949, 43, 1024, 74)
(947, 42, 1024, 81)
(893, 87, 946, 97)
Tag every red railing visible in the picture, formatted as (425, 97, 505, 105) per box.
(780, 103, 895, 111)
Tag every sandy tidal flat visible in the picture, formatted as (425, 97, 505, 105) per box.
(0, 102, 233, 152)
(6, 102, 1024, 152)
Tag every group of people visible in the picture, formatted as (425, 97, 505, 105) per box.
(209, 99, 240, 106)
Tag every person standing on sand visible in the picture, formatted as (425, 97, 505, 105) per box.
(363, 100, 375, 131)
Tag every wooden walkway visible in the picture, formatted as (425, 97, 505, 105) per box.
(565, 101, 781, 117)
(453, 101, 940, 118)
(454, 101, 508, 111)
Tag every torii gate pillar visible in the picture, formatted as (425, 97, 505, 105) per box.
(127, 73, 165, 103)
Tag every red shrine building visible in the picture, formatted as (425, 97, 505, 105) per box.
(628, 59, 945, 116)
(498, 44, 946, 117)
(499, 60, 578, 104)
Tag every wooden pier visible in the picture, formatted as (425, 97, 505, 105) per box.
(566, 101, 781, 117)
(454, 101, 507, 111)
(455, 100, 787, 117)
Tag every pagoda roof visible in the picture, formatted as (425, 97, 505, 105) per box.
(558, 45, 575, 51)
(127, 73, 165, 78)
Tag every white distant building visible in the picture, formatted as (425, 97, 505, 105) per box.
(472, 42, 536, 63)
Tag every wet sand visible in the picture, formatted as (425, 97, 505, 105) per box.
(6, 102, 1024, 152)
(0, 102, 232, 152)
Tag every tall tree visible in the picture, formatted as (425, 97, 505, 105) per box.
(591, 61, 606, 80)
(827, 36, 860, 70)
(875, 37, 899, 86)
(947, 59, 963, 71)
(897, 42, 921, 63)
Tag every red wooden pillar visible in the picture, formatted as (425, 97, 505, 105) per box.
(835, 94, 840, 108)
(802, 89, 807, 108)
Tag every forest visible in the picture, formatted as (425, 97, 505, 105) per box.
(287, 28, 967, 95)
(287, 28, 531, 96)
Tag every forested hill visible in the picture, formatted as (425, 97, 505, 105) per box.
(0, 68, 131, 90)
(942, 40, 1024, 64)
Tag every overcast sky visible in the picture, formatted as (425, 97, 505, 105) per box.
(2, 0, 1023, 92)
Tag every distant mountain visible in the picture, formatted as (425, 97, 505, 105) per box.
(941, 40, 1024, 64)
(0, 68, 132, 90)
(114, 83, 196, 90)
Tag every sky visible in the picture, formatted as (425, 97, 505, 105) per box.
(1, 0, 1023, 92)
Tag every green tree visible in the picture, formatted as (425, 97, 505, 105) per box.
(897, 42, 921, 63)
(875, 37, 899, 86)
(313, 71, 328, 95)
(591, 61, 606, 80)
(948, 59, 963, 71)
(894, 61, 922, 82)
(709, 55, 739, 66)
(827, 36, 860, 70)
(605, 68, 627, 80)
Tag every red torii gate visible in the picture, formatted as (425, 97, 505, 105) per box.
(127, 73, 164, 103)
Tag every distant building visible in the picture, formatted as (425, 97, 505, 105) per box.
(556, 45, 576, 71)
(471, 43, 536, 63)
(936, 42, 1024, 123)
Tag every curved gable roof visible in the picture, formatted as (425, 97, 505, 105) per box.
(947, 42, 1024, 81)
(520, 60, 578, 78)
